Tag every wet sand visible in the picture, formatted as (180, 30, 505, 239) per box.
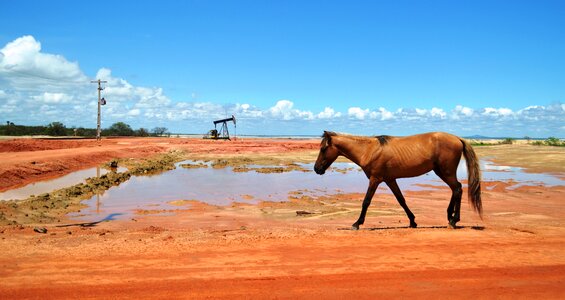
(0, 137, 564, 299)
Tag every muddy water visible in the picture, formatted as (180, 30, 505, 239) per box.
(0, 167, 127, 201)
(69, 160, 564, 222)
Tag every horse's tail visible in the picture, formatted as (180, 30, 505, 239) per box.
(460, 139, 482, 218)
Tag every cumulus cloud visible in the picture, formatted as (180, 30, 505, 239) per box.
(0, 35, 563, 137)
(430, 107, 447, 119)
(347, 107, 393, 121)
(348, 107, 370, 120)
(452, 105, 474, 118)
(377, 107, 394, 120)
(482, 107, 513, 117)
(32, 92, 73, 104)
(317, 107, 341, 119)
(268, 100, 314, 120)
(0, 35, 87, 91)
(127, 108, 140, 116)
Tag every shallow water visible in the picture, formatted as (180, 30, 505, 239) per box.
(68, 160, 564, 222)
(0, 166, 127, 201)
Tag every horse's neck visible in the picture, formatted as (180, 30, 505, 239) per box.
(334, 136, 374, 168)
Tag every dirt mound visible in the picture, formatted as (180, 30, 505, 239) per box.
(0, 138, 94, 152)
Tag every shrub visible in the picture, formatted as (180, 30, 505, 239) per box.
(545, 137, 564, 146)
(104, 122, 134, 136)
(45, 122, 67, 136)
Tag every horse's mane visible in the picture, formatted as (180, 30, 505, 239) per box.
(322, 131, 392, 146)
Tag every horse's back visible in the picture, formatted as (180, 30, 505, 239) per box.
(391, 132, 462, 151)
(379, 132, 463, 178)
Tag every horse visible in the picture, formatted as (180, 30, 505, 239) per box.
(314, 131, 482, 230)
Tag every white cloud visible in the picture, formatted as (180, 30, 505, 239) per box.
(317, 107, 341, 119)
(348, 107, 370, 120)
(234, 103, 263, 118)
(127, 108, 141, 116)
(32, 92, 73, 104)
(269, 100, 294, 120)
(482, 107, 513, 117)
(430, 107, 447, 118)
(453, 105, 474, 117)
(415, 108, 427, 116)
(0, 35, 563, 138)
(268, 100, 314, 120)
(0, 35, 87, 90)
(378, 107, 394, 120)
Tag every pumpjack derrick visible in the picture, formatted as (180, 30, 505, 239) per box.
(204, 115, 236, 140)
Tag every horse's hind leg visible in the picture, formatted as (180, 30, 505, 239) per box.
(386, 180, 417, 228)
(434, 168, 462, 228)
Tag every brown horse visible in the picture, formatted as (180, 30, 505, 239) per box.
(314, 131, 482, 230)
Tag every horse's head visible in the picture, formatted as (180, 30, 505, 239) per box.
(314, 131, 340, 175)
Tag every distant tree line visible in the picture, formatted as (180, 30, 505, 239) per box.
(531, 137, 565, 147)
(0, 121, 170, 137)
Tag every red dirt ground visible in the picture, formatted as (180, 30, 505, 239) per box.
(0, 137, 563, 299)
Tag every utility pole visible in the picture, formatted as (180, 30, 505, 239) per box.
(91, 79, 107, 140)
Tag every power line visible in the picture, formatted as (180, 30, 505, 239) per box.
(1, 68, 90, 84)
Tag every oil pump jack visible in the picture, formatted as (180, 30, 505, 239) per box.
(204, 115, 236, 140)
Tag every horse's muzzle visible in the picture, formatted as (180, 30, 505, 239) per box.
(314, 164, 325, 175)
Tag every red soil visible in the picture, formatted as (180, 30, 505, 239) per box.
(0, 137, 563, 299)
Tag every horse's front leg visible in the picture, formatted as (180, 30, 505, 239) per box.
(352, 178, 380, 230)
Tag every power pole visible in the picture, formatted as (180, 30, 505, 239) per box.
(91, 79, 107, 140)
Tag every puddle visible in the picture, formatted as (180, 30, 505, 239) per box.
(467, 161, 564, 189)
(69, 160, 564, 222)
(0, 166, 127, 201)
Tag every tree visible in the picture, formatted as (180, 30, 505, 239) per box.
(105, 122, 134, 136)
(135, 127, 150, 137)
(45, 122, 67, 136)
(151, 127, 169, 136)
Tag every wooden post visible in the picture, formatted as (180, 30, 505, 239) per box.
(91, 79, 107, 140)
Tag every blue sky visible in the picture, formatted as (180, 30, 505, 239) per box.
(0, 0, 564, 137)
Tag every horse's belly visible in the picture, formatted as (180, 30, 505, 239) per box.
(387, 162, 433, 179)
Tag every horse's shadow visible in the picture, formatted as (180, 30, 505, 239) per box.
(56, 213, 123, 228)
(338, 225, 485, 231)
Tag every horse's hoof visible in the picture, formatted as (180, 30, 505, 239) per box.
(410, 222, 418, 228)
(351, 224, 360, 231)
(448, 221, 457, 229)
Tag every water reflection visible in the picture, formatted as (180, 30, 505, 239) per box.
(0, 166, 127, 201)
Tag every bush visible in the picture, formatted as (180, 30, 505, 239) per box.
(45, 122, 67, 136)
(531, 137, 564, 147)
(545, 137, 564, 146)
(499, 138, 514, 145)
(104, 122, 134, 136)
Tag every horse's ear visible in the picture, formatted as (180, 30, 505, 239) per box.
(323, 131, 336, 141)
(322, 131, 332, 146)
